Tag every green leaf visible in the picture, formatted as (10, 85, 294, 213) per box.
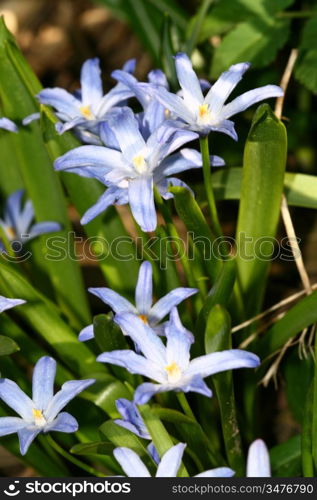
(170, 186, 223, 283)
(211, 167, 317, 210)
(93, 314, 128, 353)
(295, 49, 317, 94)
(185, 0, 213, 55)
(270, 435, 302, 477)
(283, 350, 314, 424)
(99, 419, 148, 458)
(196, 257, 236, 332)
(302, 384, 314, 477)
(235, 104, 287, 317)
(0, 18, 90, 329)
(205, 305, 244, 475)
(140, 405, 188, 476)
(0, 257, 103, 378)
(211, 17, 290, 76)
(0, 334, 19, 356)
(257, 291, 317, 358)
(84, 373, 131, 418)
(300, 14, 317, 50)
(70, 441, 114, 456)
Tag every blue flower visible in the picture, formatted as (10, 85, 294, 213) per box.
(247, 439, 271, 477)
(0, 118, 18, 133)
(79, 260, 197, 341)
(114, 398, 159, 463)
(0, 190, 61, 249)
(0, 357, 95, 455)
(0, 296, 26, 313)
(54, 107, 224, 231)
(113, 442, 235, 477)
(31, 58, 136, 144)
(155, 53, 283, 139)
(97, 308, 260, 405)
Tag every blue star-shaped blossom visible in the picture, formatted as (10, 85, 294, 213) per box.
(31, 58, 136, 144)
(0, 190, 61, 249)
(114, 443, 235, 477)
(54, 107, 224, 232)
(155, 53, 283, 139)
(0, 356, 95, 455)
(79, 260, 197, 341)
(97, 308, 260, 405)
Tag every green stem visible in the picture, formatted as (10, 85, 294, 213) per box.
(312, 328, 317, 472)
(302, 383, 314, 477)
(177, 392, 196, 420)
(46, 436, 105, 477)
(277, 11, 315, 19)
(0, 226, 15, 258)
(154, 187, 202, 293)
(199, 136, 223, 239)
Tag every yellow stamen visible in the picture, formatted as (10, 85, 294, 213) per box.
(32, 408, 46, 426)
(79, 105, 94, 120)
(198, 104, 209, 119)
(165, 361, 182, 383)
(6, 226, 16, 240)
(132, 154, 147, 174)
(164, 108, 171, 118)
(139, 314, 148, 324)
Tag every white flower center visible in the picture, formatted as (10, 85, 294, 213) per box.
(32, 408, 47, 427)
(138, 314, 149, 324)
(165, 361, 182, 383)
(197, 103, 212, 125)
(79, 105, 95, 120)
(132, 154, 148, 174)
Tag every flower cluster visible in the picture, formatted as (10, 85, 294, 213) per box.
(0, 52, 283, 476)
(51, 53, 282, 232)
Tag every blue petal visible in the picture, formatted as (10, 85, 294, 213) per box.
(177, 374, 212, 398)
(196, 467, 235, 477)
(18, 199, 34, 235)
(222, 85, 284, 120)
(28, 222, 61, 240)
(208, 119, 238, 141)
(165, 308, 194, 370)
(247, 439, 271, 477)
(0, 379, 33, 420)
(148, 69, 168, 88)
(111, 70, 149, 109)
(0, 296, 26, 313)
(97, 350, 164, 382)
(186, 349, 260, 378)
(0, 417, 28, 437)
(155, 87, 194, 124)
(149, 287, 198, 324)
(175, 53, 203, 108)
(80, 58, 103, 109)
(37, 88, 80, 118)
(115, 398, 150, 439)
(5, 189, 24, 228)
(78, 324, 94, 342)
(44, 412, 78, 434)
(156, 442, 186, 477)
(18, 426, 42, 455)
(0, 117, 18, 133)
(45, 379, 95, 421)
(113, 447, 151, 477)
(135, 261, 153, 315)
(205, 62, 250, 114)
(128, 176, 156, 232)
(109, 107, 146, 161)
(56, 116, 87, 134)
(134, 382, 173, 405)
(32, 357, 56, 411)
(158, 149, 202, 177)
(158, 177, 194, 200)
(22, 113, 41, 125)
(114, 313, 166, 366)
(54, 145, 125, 181)
(81, 186, 126, 225)
(147, 442, 160, 464)
(88, 288, 136, 314)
